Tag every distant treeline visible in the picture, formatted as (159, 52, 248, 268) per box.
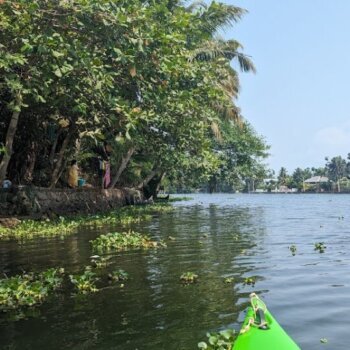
(267, 155, 350, 192)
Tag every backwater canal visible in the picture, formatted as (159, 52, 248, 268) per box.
(1, 193, 350, 349)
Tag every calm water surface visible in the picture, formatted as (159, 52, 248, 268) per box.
(1, 194, 350, 349)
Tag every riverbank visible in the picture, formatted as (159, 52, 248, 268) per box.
(0, 186, 146, 220)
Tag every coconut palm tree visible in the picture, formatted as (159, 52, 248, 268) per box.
(187, 2, 255, 139)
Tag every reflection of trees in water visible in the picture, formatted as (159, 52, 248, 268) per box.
(0, 204, 268, 350)
(134, 204, 267, 349)
(0, 236, 81, 274)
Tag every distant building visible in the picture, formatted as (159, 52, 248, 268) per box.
(304, 176, 329, 184)
(303, 176, 329, 192)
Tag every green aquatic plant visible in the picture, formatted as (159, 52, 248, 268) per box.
(243, 276, 256, 286)
(198, 329, 236, 350)
(108, 269, 129, 282)
(91, 231, 166, 252)
(223, 277, 234, 284)
(91, 257, 111, 269)
(168, 196, 193, 202)
(0, 268, 64, 311)
(85, 209, 153, 227)
(314, 242, 326, 253)
(289, 244, 297, 256)
(0, 203, 174, 241)
(0, 218, 80, 240)
(69, 268, 99, 294)
(180, 272, 198, 284)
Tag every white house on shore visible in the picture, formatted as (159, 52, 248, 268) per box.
(304, 176, 329, 184)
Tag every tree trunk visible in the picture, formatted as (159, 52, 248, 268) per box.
(22, 141, 37, 184)
(49, 129, 62, 166)
(142, 171, 165, 199)
(136, 169, 158, 189)
(0, 94, 22, 183)
(109, 147, 135, 189)
(49, 125, 75, 188)
(152, 172, 166, 199)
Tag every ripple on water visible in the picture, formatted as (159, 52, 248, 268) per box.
(1, 194, 350, 349)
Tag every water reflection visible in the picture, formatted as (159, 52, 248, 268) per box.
(1, 195, 277, 350)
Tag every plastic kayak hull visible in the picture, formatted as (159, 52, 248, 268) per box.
(233, 297, 301, 350)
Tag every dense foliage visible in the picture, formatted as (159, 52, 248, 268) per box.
(0, 0, 268, 194)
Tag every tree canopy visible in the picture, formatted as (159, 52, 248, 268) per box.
(0, 0, 268, 194)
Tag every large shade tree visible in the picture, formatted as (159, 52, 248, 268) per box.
(0, 0, 267, 194)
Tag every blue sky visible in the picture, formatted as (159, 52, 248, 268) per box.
(223, 0, 350, 173)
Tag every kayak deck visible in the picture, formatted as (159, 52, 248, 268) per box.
(233, 294, 300, 350)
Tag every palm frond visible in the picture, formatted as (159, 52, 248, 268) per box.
(189, 40, 256, 73)
(213, 103, 242, 125)
(198, 2, 247, 34)
(185, 0, 207, 13)
(234, 52, 256, 73)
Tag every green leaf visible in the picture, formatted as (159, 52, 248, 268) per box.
(208, 336, 218, 345)
(54, 68, 62, 78)
(52, 50, 64, 58)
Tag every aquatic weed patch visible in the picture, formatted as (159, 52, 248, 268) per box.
(108, 269, 129, 282)
(0, 268, 64, 312)
(0, 219, 80, 240)
(122, 203, 175, 215)
(314, 242, 326, 253)
(91, 231, 166, 252)
(83, 210, 152, 227)
(90, 256, 111, 269)
(0, 203, 174, 241)
(69, 268, 99, 294)
(223, 277, 234, 284)
(243, 276, 256, 286)
(289, 244, 297, 256)
(198, 329, 236, 350)
(180, 272, 198, 284)
(168, 196, 193, 202)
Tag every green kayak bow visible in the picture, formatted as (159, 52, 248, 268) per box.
(233, 293, 300, 350)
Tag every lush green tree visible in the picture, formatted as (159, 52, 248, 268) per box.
(325, 156, 347, 192)
(311, 167, 327, 176)
(0, 0, 266, 195)
(277, 167, 290, 187)
(291, 167, 312, 191)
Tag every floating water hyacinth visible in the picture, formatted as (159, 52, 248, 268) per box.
(314, 242, 326, 253)
(0, 203, 175, 240)
(223, 277, 234, 284)
(0, 268, 64, 311)
(243, 276, 256, 286)
(69, 268, 99, 294)
(108, 269, 129, 282)
(90, 231, 166, 252)
(180, 272, 198, 284)
(289, 244, 297, 256)
(198, 328, 236, 350)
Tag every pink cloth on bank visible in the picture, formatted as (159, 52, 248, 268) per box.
(104, 162, 111, 188)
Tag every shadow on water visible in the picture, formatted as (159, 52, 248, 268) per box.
(0, 197, 266, 350)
